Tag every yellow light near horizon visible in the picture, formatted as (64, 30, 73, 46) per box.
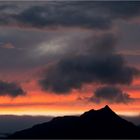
(0, 108, 139, 117)
(0, 110, 82, 116)
(117, 111, 140, 117)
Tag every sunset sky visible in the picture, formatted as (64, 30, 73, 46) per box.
(0, 1, 140, 116)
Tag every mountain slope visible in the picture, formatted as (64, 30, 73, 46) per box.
(7, 105, 140, 139)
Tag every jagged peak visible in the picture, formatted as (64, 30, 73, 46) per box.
(101, 105, 112, 111)
(81, 105, 116, 118)
(105, 105, 110, 109)
(80, 109, 95, 117)
(97, 105, 115, 114)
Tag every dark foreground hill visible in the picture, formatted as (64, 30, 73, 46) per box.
(7, 105, 140, 139)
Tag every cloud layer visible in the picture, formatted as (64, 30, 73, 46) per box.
(39, 33, 140, 94)
(0, 1, 139, 104)
(89, 86, 133, 104)
(0, 81, 25, 97)
(0, 1, 140, 30)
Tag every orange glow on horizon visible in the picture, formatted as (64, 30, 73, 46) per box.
(0, 78, 139, 116)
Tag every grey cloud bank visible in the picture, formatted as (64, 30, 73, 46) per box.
(39, 33, 140, 95)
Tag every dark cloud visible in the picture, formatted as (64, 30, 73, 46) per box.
(89, 86, 133, 104)
(15, 4, 111, 30)
(0, 1, 140, 29)
(39, 33, 140, 94)
(0, 1, 139, 101)
(0, 4, 17, 11)
(0, 81, 25, 97)
(103, 1, 140, 19)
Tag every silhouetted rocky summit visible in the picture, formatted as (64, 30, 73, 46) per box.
(7, 105, 140, 139)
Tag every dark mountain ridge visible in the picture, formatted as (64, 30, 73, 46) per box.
(7, 105, 140, 139)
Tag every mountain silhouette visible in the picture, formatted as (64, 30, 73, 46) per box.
(7, 105, 140, 139)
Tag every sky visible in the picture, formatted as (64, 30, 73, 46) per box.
(0, 1, 140, 116)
